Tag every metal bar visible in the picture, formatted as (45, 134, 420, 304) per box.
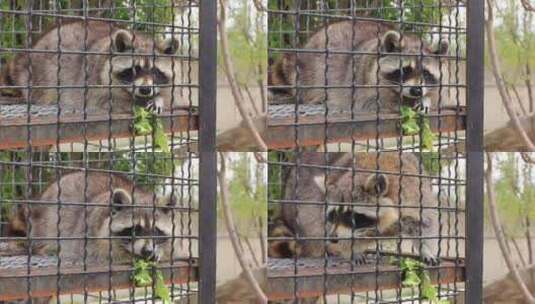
(0, 259, 198, 301)
(267, 108, 466, 149)
(267, 257, 465, 300)
(465, 0, 485, 302)
(198, 0, 217, 302)
(0, 109, 198, 149)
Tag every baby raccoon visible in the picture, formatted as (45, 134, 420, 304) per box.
(8, 171, 188, 264)
(270, 20, 449, 113)
(275, 152, 439, 265)
(0, 21, 186, 113)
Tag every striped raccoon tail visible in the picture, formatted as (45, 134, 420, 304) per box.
(268, 53, 296, 103)
(6, 204, 27, 238)
(268, 218, 302, 258)
(0, 60, 22, 98)
(0, 205, 28, 256)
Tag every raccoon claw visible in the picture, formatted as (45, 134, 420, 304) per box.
(353, 253, 367, 265)
(414, 97, 431, 114)
(146, 96, 164, 114)
(422, 254, 440, 265)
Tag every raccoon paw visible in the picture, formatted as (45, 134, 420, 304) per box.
(146, 96, 164, 114)
(353, 253, 367, 265)
(414, 97, 431, 114)
(421, 254, 440, 266)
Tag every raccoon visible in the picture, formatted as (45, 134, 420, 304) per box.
(268, 218, 302, 258)
(269, 20, 449, 113)
(0, 21, 186, 114)
(7, 171, 189, 264)
(274, 152, 439, 265)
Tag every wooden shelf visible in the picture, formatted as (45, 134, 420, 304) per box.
(267, 104, 466, 149)
(267, 251, 465, 301)
(0, 255, 198, 301)
(0, 104, 198, 149)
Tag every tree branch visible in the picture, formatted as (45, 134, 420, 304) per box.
(217, 0, 268, 151)
(485, 153, 535, 304)
(217, 153, 267, 303)
(486, 0, 535, 150)
(522, 0, 535, 12)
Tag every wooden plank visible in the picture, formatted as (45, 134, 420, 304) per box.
(267, 255, 465, 300)
(0, 259, 198, 301)
(0, 108, 198, 149)
(267, 106, 466, 149)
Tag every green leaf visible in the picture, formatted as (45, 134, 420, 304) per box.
(132, 259, 153, 287)
(402, 270, 421, 287)
(132, 259, 171, 303)
(154, 271, 171, 304)
(133, 106, 169, 152)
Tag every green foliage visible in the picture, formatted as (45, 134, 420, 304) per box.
(220, 2, 267, 86)
(394, 257, 449, 304)
(133, 106, 170, 153)
(490, 0, 535, 84)
(268, 0, 450, 54)
(110, 0, 175, 31)
(132, 259, 171, 304)
(490, 154, 535, 233)
(420, 152, 441, 176)
(400, 106, 436, 151)
(224, 153, 267, 232)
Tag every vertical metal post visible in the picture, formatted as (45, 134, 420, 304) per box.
(466, 0, 485, 303)
(198, 0, 217, 303)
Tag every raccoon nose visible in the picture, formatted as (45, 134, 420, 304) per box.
(141, 247, 155, 260)
(138, 86, 153, 96)
(410, 86, 423, 97)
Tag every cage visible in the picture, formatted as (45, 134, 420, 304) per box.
(266, 0, 481, 152)
(267, 151, 481, 303)
(265, 1, 483, 301)
(0, 0, 217, 303)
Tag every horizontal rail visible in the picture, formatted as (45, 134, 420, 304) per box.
(0, 105, 198, 149)
(0, 256, 198, 301)
(267, 105, 466, 149)
(267, 252, 465, 300)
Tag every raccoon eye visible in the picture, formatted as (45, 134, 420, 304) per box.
(134, 65, 142, 74)
(153, 68, 169, 84)
(402, 66, 413, 75)
(154, 227, 169, 244)
(116, 227, 133, 239)
(117, 69, 135, 83)
(423, 70, 437, 84)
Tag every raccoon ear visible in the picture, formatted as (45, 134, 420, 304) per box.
(313, 175, 326, 192)
(159, 37, 179, 55)
(111, 188, 132, 213)
(381, 30, 402, 53)
(112, 30, 134, 53)
(433, 40, 449, 55)
(159, 193, 179, 213)
(364, 174, 389, 196)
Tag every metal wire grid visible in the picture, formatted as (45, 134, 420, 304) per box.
(267, 151, 466, 303)
(0, 0, 199, 151)
(267, 0, 467, 152)
(0, 1, 218, 302)
(0, 151, 200, 303)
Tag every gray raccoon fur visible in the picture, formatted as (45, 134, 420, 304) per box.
(8, 171, 189, 264)
(270, 20, 449, 112)
(0, 21, 188, 113)
(277, 152, 439, 264)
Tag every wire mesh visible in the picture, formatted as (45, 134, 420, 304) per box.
(267, 0, 466, 152)
(267, 151, 466, 303)
(0, 152, 199, 303)
(0, 0, 199, 152)
(0, 1, 215, 303)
